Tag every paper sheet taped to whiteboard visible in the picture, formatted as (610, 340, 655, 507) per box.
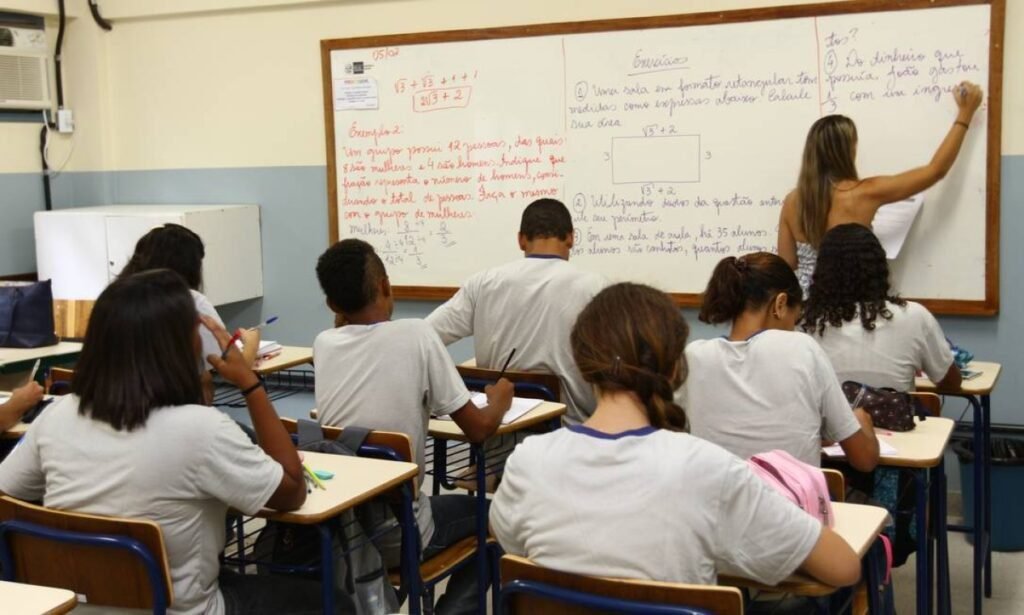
(334, 77, 379, 111)
(873, 195, 924, 260)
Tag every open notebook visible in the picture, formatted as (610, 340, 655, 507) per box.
(236, 339, 282, 358)
(434, 393, 544, 425)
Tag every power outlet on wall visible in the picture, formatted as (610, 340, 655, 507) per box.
(56, 108, 74, 133)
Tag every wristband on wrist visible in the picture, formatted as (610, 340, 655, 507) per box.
(241, 376, 264, 397)
(954, 120, 970, 130)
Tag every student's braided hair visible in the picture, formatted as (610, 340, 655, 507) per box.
(316, 238, 387, 314)
(571, 283, 689, 431)
(803, 223, 906, 335)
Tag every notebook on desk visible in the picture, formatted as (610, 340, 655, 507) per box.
(434, 394, 543, 425)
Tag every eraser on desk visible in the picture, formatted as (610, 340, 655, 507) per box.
(314, 470, 334, 480)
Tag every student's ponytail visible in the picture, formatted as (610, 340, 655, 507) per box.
(699, 252, 803, 324)
(571, 283, 690, 432)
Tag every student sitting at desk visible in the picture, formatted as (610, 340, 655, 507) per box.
(803, 223, 961, 392)
(313, 238, 513, 615)
(119, 224, 260, 395)
(0, 270, 331, 615)
(681, 252, 879, 471)
(0, 381, 43, 433)
(491, 283, 862, 594)
(426, 198, 605, 426)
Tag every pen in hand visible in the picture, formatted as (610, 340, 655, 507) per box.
(497, 348, 517, 381)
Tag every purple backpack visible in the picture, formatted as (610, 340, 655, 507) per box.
(748, 450, 835, 527)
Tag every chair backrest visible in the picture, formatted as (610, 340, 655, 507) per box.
(910, 392, 942, 417)
(0, 495, 172, 611)
(822, 468, 846, 502)
(457, 365, 561, 402)
(52, 300, 94, 340)
(279, 418, 414, 464)
(47, 367, 75, 396)
(500, 555, 743, 615)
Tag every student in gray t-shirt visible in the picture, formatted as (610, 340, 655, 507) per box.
(0, 270, 334, 615)
(314, 238, 513, 615)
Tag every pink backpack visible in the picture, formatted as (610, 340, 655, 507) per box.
(747, 450, 835, 527)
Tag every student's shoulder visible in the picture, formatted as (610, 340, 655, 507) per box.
(189, 290, 217, 314)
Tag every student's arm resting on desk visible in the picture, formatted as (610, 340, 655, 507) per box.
(815, 343, 879, 471)
(799, 526, 862, 588)
(0, 381, 44, 432)
(839, 409, 880, 472)
(450, 379, 514, 443)
(934, 363, 962, 391)
(857, 82, 983, 208)
(203, 315, 306, 511)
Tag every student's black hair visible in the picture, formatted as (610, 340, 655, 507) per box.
(802, 223, 906, 335)
(73, 269, 203, 431)
(519, 198, 573, 241)
(316, 238, 387, 314)
(119, 223, 206, 290)
(699, 252, 803, 324)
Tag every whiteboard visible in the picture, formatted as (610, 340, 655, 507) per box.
(322, 1, 1001, 314)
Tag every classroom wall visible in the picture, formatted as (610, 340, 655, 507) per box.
(1, 0, 1022, 424)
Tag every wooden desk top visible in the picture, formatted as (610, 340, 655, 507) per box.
(825, 417, 955, 470)
(721, 502, 889, 597)
(915, 361, 1002, 396)
(0, 580, 77, 615)
(252, 452, 417, 525)
(0, 342, 83, 368)
(254, 346, 314, 375)
(428, 401, 566, 441)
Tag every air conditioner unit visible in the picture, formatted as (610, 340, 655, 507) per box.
(0, 23, 52, 110)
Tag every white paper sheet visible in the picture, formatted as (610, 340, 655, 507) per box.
(334, 77, 379, 111)
(435, 394, 544, 425)
(872, 195, 924, 259)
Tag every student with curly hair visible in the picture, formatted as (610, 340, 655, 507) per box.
(803, 224, 961, 392)
(777, 82, 983, 296)
(681, 253, 878, 471)
(491, 283, 862, 593)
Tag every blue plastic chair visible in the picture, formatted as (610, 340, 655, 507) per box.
(499, 554, 744, 615)
(0, 495, 172, 614)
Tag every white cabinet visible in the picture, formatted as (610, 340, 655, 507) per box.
(34, 205, 263, 306)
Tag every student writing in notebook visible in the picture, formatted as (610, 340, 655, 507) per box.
(0, 381, 44, 433)
(680, 252, 879, 471)
(313, 238, 512, 615)
(491, 283, 861, 594)
(426, 198, 605, 426)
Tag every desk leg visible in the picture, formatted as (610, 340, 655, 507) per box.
(982, 394, 993, 599)
(318, 523, 335, 615)
(432, 438, 446, 497)
(474, 443, 488, 615)
(234, 516, 246, 574)
(933, 460, 951, 615)
(914, 469, 930, 615)
(864, 538, 883, 615)
(970, 395, 984, 615)
(400, 483, 422, 615)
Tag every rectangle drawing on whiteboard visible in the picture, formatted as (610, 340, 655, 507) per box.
(611, 135, 700, 184)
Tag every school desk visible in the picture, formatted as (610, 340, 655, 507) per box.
(0, 580, 77, 615)
(428, 401, 567, 614)
(0, 342, 82, 375)
(720, 502, 889, 609)
(916, 361, 1001, 615)
(253, 346, 314, 375)
(239, 452, 418, 615)
(825, 417, 955, 615)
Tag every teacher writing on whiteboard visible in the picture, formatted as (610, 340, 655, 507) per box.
(777, 80, 984, 297)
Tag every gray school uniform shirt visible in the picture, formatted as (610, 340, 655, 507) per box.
(426, 256, 606, 426)
(0, 396, 283, 615)
(680, 329, 861, 466)
(313, 319, 471, 547)
(490, 426, 822, 586)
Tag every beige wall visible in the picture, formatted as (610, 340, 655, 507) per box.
(2, 0, 1021, 175)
